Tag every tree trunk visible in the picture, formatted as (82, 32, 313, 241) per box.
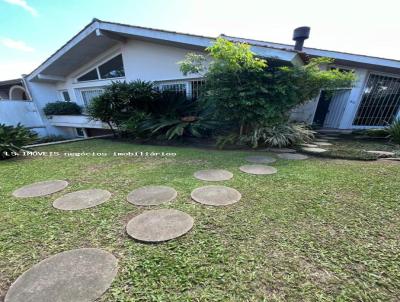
(107, 121, 117, 137)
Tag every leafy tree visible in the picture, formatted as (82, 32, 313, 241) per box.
(0, 123, 37, 159)
(180, 38, 356, 136)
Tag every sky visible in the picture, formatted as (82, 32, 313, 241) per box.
(0, 0, 399, 80)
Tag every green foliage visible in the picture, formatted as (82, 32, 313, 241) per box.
(43, 101, 82, 115)
(364, 128, 389, 138)
(87, 80, 160, 136)
(35, 135, 67, 144)
(217, 123, 314, 149)
(139, 92, 219, 140)
(180, 38, 356, 137)
(0, 123, 37, 159)
(387, 119, 400, 144)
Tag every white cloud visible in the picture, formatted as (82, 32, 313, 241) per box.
(0, 59, 40, 80)
(3, 0, 38, 16)
(1, 37, 34, 52)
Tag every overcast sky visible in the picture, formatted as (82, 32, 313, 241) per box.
(0, 0, 399, 80)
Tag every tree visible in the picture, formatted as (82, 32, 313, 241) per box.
(180, 38, 356, 136)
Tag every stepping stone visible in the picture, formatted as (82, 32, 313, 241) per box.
(245, 155, 276, 164)
(127, 186, 177, 206)
(12, 180, 68, 198)
(313, 141, 333, 146)
(266, 148, 296, 153)
(300, 143, 318, 148)
(239, 164, 277, 175)
(302, 147, 327, 153)
(366, 150, 395, 157)
(380, 157, 400, 162)
(323, 136, 339, 140)
(314, 139, 328, 142)
(53, 189, 111, 210)
(5, 248, 118, 302)
(194, 169, 233, 181)
(191, 185, 241, 206)
(277, 153, 308, 160)
(126, 209, 193, 242)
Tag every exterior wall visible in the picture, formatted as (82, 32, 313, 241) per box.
(0, 100, 47, 136)
(122, 39, 203, 82)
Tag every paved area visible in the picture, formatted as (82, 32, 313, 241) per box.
(5, 248, 118, 302)
(194, 169, 233, 181)
(12, 180, 68, 198)
(126, 209, 194, 242)
(127, 186, 177, 206)
(53, 189, 111, 210)
(239, 164, 277, 175)
(191, 185, 241, 206)
(277, 153, 309, 160)
(245, 155, 276, 164)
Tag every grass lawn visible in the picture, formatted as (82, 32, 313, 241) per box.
(1, 139, 400, 301)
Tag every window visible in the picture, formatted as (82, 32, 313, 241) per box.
(160, 83, 186, 95)
(61, 90, 71, 102)
(77, 69, 99, 82)
(98, 54, 125, 79)
(75, 128, 85, 137)
(80, 88, 104, 107)
(353, 74, 400, 126)
(76, 54, 125, 82)
(190, 80, 205, 101)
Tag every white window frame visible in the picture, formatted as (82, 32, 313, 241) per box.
(75, 127, 87, 138)
(76, 87, 105, 109)
(75, 53, 125, 83)
(59, 90, 71, 102)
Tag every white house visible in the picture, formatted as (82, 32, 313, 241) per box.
(3, 19, 400, 138)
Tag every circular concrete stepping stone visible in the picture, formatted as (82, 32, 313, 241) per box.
(314, 139, 328, 142)
(5, 248, 118, 302)
(302, 147, 327, 153)
(300, 143, 318, 148)
(366, 150, 395, 157)
(239, 164, 277, 175)
(12, 180, 68, 198)
(313, 141, 333, 146)
(266, 147, 296, 153)
(245, 155, 276, 164)
(191, 185, 241, 206)
(126, 209, 193, 242)
(53, 189, 111, 210)
(127, 186, 177, 206)
(194, 169, 233, 181)
(277, 153, 308, 160)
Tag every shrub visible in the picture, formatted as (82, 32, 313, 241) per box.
(35, 135, 67, 144)
(0, 123, 37, 159)
(43, 102, 82, 115)
(387, 119, 400, 144)
(217, 123, 314, 148)
(139, 92, 218, 140)
(180, 38, 355, 138)
(87, 80, 160, 136)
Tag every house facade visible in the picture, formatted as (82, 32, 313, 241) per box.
(3, 19, 400, 138)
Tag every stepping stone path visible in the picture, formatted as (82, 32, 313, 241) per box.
(239, 164, 277, 175)
(126, 209, 193, 242)
(366, 150, 395, 157)
(266, 147, 296, 153)
(300, 143, 318, 148)
(5, 248, 118, 302)
(53, 189, 111, 210)
(314, 139, 329, 142)
(245, 155, 276, 164)
(127, 186, 177, 206)
(191, 185, 241, 206)
(302, 147, 327, 153)
(313, 141, 333, 146)
(12, 180, 68, 198)
(277, 153, 308, 160)
(194, 169, 233, 181)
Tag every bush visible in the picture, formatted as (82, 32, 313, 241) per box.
(0, 123, 37, 159)
(388, 119, 400, 144)
(217, 123, 314, 149)
(43, 102, 82, 115)
(35, 135, 67, 144)
(139, 92, 218, 140)
(180, 38, 356, 136)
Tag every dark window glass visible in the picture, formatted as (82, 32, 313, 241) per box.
(77, 69, 99, 82)
(99, 55, 125, 79)
(62, 91, 71, 102)
(76, 128, 85, 137)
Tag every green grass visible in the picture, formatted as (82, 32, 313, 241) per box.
(1, 139, 400, 301)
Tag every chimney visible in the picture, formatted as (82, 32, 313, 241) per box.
(292, 26, 310, 51)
